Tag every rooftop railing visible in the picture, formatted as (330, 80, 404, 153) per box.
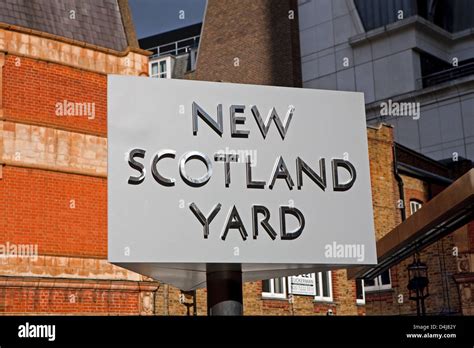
(417, 61, 474, 89)
(148, 35, 200, 59)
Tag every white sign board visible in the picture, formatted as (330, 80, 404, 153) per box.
(290, 274, 317, 296)
(108, 76, 376, 290)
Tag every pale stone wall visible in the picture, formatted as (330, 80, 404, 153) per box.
(0, 255, 140, 281)
(0, 121, 107, 177)
(0, 28, 149, 76)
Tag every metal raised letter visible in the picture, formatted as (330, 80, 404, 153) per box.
(221, 205, 248, 241)
(151, 149, 176, 186)
(332, 159, 357, 191)
(269, 156, 294, 190)
(296, 157, 326, 190)
(250, 105, 294, 139)
(189, 202, 222, 239)
(246, 155, 265, 189)
(280, 206, 305, 240)
(214, 153, 239, 187)
(128, 148, 146, 185)
(252, 205, 277, 240)
(230, 105, 249, 138)
(179, 151, 213, 187)
(192, 102, 223, 137)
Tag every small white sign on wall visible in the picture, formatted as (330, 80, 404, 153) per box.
(290, 273, 316, 296)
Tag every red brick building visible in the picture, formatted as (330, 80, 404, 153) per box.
(0, 0, 160, 315)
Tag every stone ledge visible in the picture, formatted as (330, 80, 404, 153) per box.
(0, 255, 143, 282)
(0, 275, 159, 292)
(0, 120, 107, 178)
(0, 27, 149, 76)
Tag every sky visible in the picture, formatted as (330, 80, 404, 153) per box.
(129, 0, 207, 39)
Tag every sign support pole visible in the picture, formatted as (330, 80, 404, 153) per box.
(206, 264, 243, 316)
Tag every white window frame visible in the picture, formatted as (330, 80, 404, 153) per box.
(356, 279, 365, 305)
(149, 57, 172, 79)
(364, 270, 392, 292)
(262, 277, 287, 299)
(314, 271, 333, 302)
(410, 200, 423, 215)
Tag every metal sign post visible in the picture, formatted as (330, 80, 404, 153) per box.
(206, 264, 242, 315)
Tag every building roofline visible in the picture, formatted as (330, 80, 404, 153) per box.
(366, 122, 393, 130)
(193, 0, 208, 71)
(394, 142, 450, 172)
(118, 0, 140, 50)
(138, 22, 202, 48)
(0, 22, 151, 57)
(349, 15, 474, 48)
(365, 74, 474, 122)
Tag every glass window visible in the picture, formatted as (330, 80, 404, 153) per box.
(149, 58, 169, 78)
(262, 279, 270, 293)
(356, 279, 365, 304)
(365, 270, 392, 292)
(274, 277, 284, 294)
(380, 270, 391, 285)
(365, 278, 375, 287)
(262, 278, 286, 299)
(315, 272, 321, 297)
(151, 62, 158, 76)
(314, 271, 332, 302)
(322, 272, 330, 297)
(159, 60, 167, 76)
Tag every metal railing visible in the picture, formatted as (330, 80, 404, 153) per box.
(148, 35, 200, 59)
(417, 61, 474, 89)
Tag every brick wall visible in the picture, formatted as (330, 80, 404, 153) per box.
(366, 124, 401, 240)
(365, 235, 461, 315)
(188, 0, 301, 87)
(0, 255, 158, 315)
(0, 166, 107, 258)
(366, 160, 461, 315)
(3, 55, 107, 136)
(153, 270, 362, 316)
(154, 286, 208, 316)
(0, 26, 155, 315)
(0, 277, 153, 314)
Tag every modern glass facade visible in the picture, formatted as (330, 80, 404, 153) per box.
(299, 0, 474, 161)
